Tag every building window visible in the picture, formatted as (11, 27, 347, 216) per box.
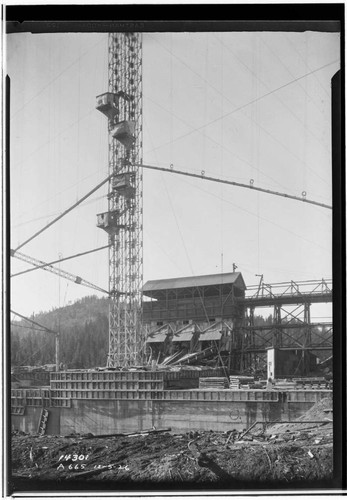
(156, 321, 163, 326)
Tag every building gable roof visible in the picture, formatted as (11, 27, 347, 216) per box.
(143, 272, 246, 297)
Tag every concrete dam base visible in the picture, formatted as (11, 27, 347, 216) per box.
(11, 369, 332, 435)
(12, 392, 331, 436)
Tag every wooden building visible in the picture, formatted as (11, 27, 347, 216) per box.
(143, 272, 246, 326)
(143, 272, 246, 362)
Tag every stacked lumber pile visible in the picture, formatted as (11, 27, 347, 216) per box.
(273, 379, 297, 390)
(273, 378, 332, 391)
(199, 377, 229, 389)
(293, 378, 332, 390)
(229, 376, 254, 389)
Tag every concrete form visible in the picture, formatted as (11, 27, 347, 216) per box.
(11, 370, 331, 435)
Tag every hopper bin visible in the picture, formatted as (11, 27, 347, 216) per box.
(112, 120, 136, 149)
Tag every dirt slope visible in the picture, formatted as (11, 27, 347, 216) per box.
(10, 398, 334, 492)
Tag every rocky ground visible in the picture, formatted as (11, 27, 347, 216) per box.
(9, 397, 334, 493)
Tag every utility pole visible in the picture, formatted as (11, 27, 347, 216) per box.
(96, 33, 144, 367)
(55, 332, 60, 372)
(56, 252, 62, 371)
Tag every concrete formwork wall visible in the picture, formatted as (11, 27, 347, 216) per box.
(11, 407, 61, 435)
(12, 407, 42, 434)
(58, 400, 277, 434)
(11, 391, 330, 436)
(151, 400, 283, 433)
(60, 400, 154, 436)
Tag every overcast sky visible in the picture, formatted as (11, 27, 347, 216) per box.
(7, 29, 339, 319)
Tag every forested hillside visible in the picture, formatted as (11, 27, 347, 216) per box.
(11, 296, 109, 369)
(10, 296, 330, 369)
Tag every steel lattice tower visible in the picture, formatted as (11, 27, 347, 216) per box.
(96, 33, 143, 367)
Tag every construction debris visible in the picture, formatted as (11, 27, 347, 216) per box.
(11, 397, 333, 489)
(11, 428, 333, 488)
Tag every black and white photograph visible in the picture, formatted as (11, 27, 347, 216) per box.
(4, 4, 345, 496)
